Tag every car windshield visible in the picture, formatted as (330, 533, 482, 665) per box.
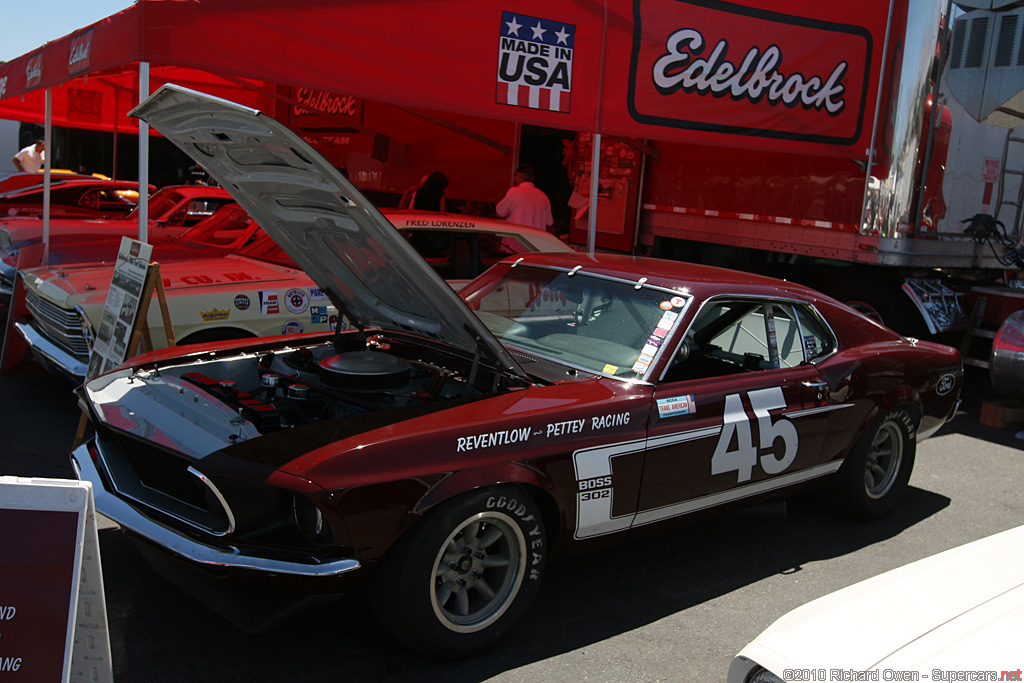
(462, 264, 689, 380)
(180, 204, 257, 247)
(125, 188, 182, 220)
(398, 228, 547, 280)
(235, 230, 298, 268)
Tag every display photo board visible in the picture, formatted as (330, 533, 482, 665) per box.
(85, 237, 154, 380)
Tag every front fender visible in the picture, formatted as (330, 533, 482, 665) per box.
(337, 463, 556, 568)
(415, 462, 551, 515)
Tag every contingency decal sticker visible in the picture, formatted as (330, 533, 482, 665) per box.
(310, 305, 330, 325)
(803, 335, 819, 357)
(281, 320, 303, 335)
(657, 395, 696, 418)
(631, 353, 654, 375)
(199, 308, 230, 322)
(259, 290, 279, 315)
(285, 288, 309, 314)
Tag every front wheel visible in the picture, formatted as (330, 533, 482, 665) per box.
(368, 487, 546, 658)
(833, 406, 917, 519)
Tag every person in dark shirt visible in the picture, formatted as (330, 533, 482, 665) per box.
(412, 171, 448, 212)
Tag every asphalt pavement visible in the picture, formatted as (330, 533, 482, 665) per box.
(1, 361, 1022, 682)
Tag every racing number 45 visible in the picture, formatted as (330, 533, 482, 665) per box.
(712, 387, 798, 483)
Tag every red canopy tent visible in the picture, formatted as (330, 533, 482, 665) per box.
(0, 0, 888, 155)
(0, 0, 895, 253)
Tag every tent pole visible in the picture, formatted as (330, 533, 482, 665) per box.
(138, 62, 150, 243)
(43, 87, 52, 266)
(587, 0, 609, 257)
(587, 133, 601, 256)
(112, 87, 119, 180)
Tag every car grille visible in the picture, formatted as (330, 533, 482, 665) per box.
(114, 434, 210, 510)
(24, 288, 90, 359)
(99, 428, 230, 534)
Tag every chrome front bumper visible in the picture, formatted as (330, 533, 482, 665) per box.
(71, 442, 361, 578)
(14, 320, 88, 383)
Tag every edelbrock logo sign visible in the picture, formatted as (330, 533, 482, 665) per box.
(651, 29, 848, 115)
(628, 0, 872, 145)
(26, 55, 43, 89)
(68, 30, 93, 75)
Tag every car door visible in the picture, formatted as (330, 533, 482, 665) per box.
(637, 297, 841, 528)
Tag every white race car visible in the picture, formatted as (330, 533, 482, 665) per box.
(729, 525, 1024, 683)
(14, 206, 570, 383)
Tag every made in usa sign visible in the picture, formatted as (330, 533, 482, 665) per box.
(496, 11, 575, 113)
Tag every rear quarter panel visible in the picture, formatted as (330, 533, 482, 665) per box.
(817, 299, 961, 454)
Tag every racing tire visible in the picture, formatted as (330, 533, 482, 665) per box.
(833, 406, 917, 520)
(368, 486, 546, 658)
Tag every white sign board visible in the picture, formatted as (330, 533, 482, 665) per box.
(0, 477, 112, 682)
(86, 237, 153, 380)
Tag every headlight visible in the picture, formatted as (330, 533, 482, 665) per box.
(746, 668, 785, 683)
(292, 493, 327, 543)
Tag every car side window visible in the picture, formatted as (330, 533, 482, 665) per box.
(702, 301, 774, 371)
(663, 298, 821, 382)
(794, 304, 836, 361)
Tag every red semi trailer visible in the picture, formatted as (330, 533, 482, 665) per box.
(559, 0, 1024, 381)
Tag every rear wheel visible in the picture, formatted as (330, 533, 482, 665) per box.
(368, 486, 546, 658)
(834, 406, 917, 519)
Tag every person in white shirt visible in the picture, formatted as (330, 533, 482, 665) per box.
(496, 163, 553, 231)
(12, 139, 45, 173)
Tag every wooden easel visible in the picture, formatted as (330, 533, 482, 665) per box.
(126, 262, 176, 357)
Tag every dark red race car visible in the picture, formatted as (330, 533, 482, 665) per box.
(72, 86, 962, 658)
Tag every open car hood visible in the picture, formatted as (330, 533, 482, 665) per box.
(130, 85, 525, 377)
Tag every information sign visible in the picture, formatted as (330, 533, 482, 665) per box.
(85, 237, 153, 380)
(0, 477, 111, 682)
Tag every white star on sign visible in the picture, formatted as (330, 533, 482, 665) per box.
(505, 16, 522, 36)
(555, 26, 570, 45)
(531, 22, 547, 41)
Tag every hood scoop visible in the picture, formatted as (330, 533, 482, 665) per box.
(318, 351, 411, 391)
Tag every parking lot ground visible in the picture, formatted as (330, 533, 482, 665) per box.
(1, 362, 1022, 681)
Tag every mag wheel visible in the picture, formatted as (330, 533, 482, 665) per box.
(834, 407, 917, 519)
(369, 487, 546, 658)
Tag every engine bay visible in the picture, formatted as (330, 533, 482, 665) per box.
(83, 332, 519, 459)
(176, 339, 475, 433)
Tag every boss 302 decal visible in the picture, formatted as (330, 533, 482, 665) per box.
(574, 388, 853, 539)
